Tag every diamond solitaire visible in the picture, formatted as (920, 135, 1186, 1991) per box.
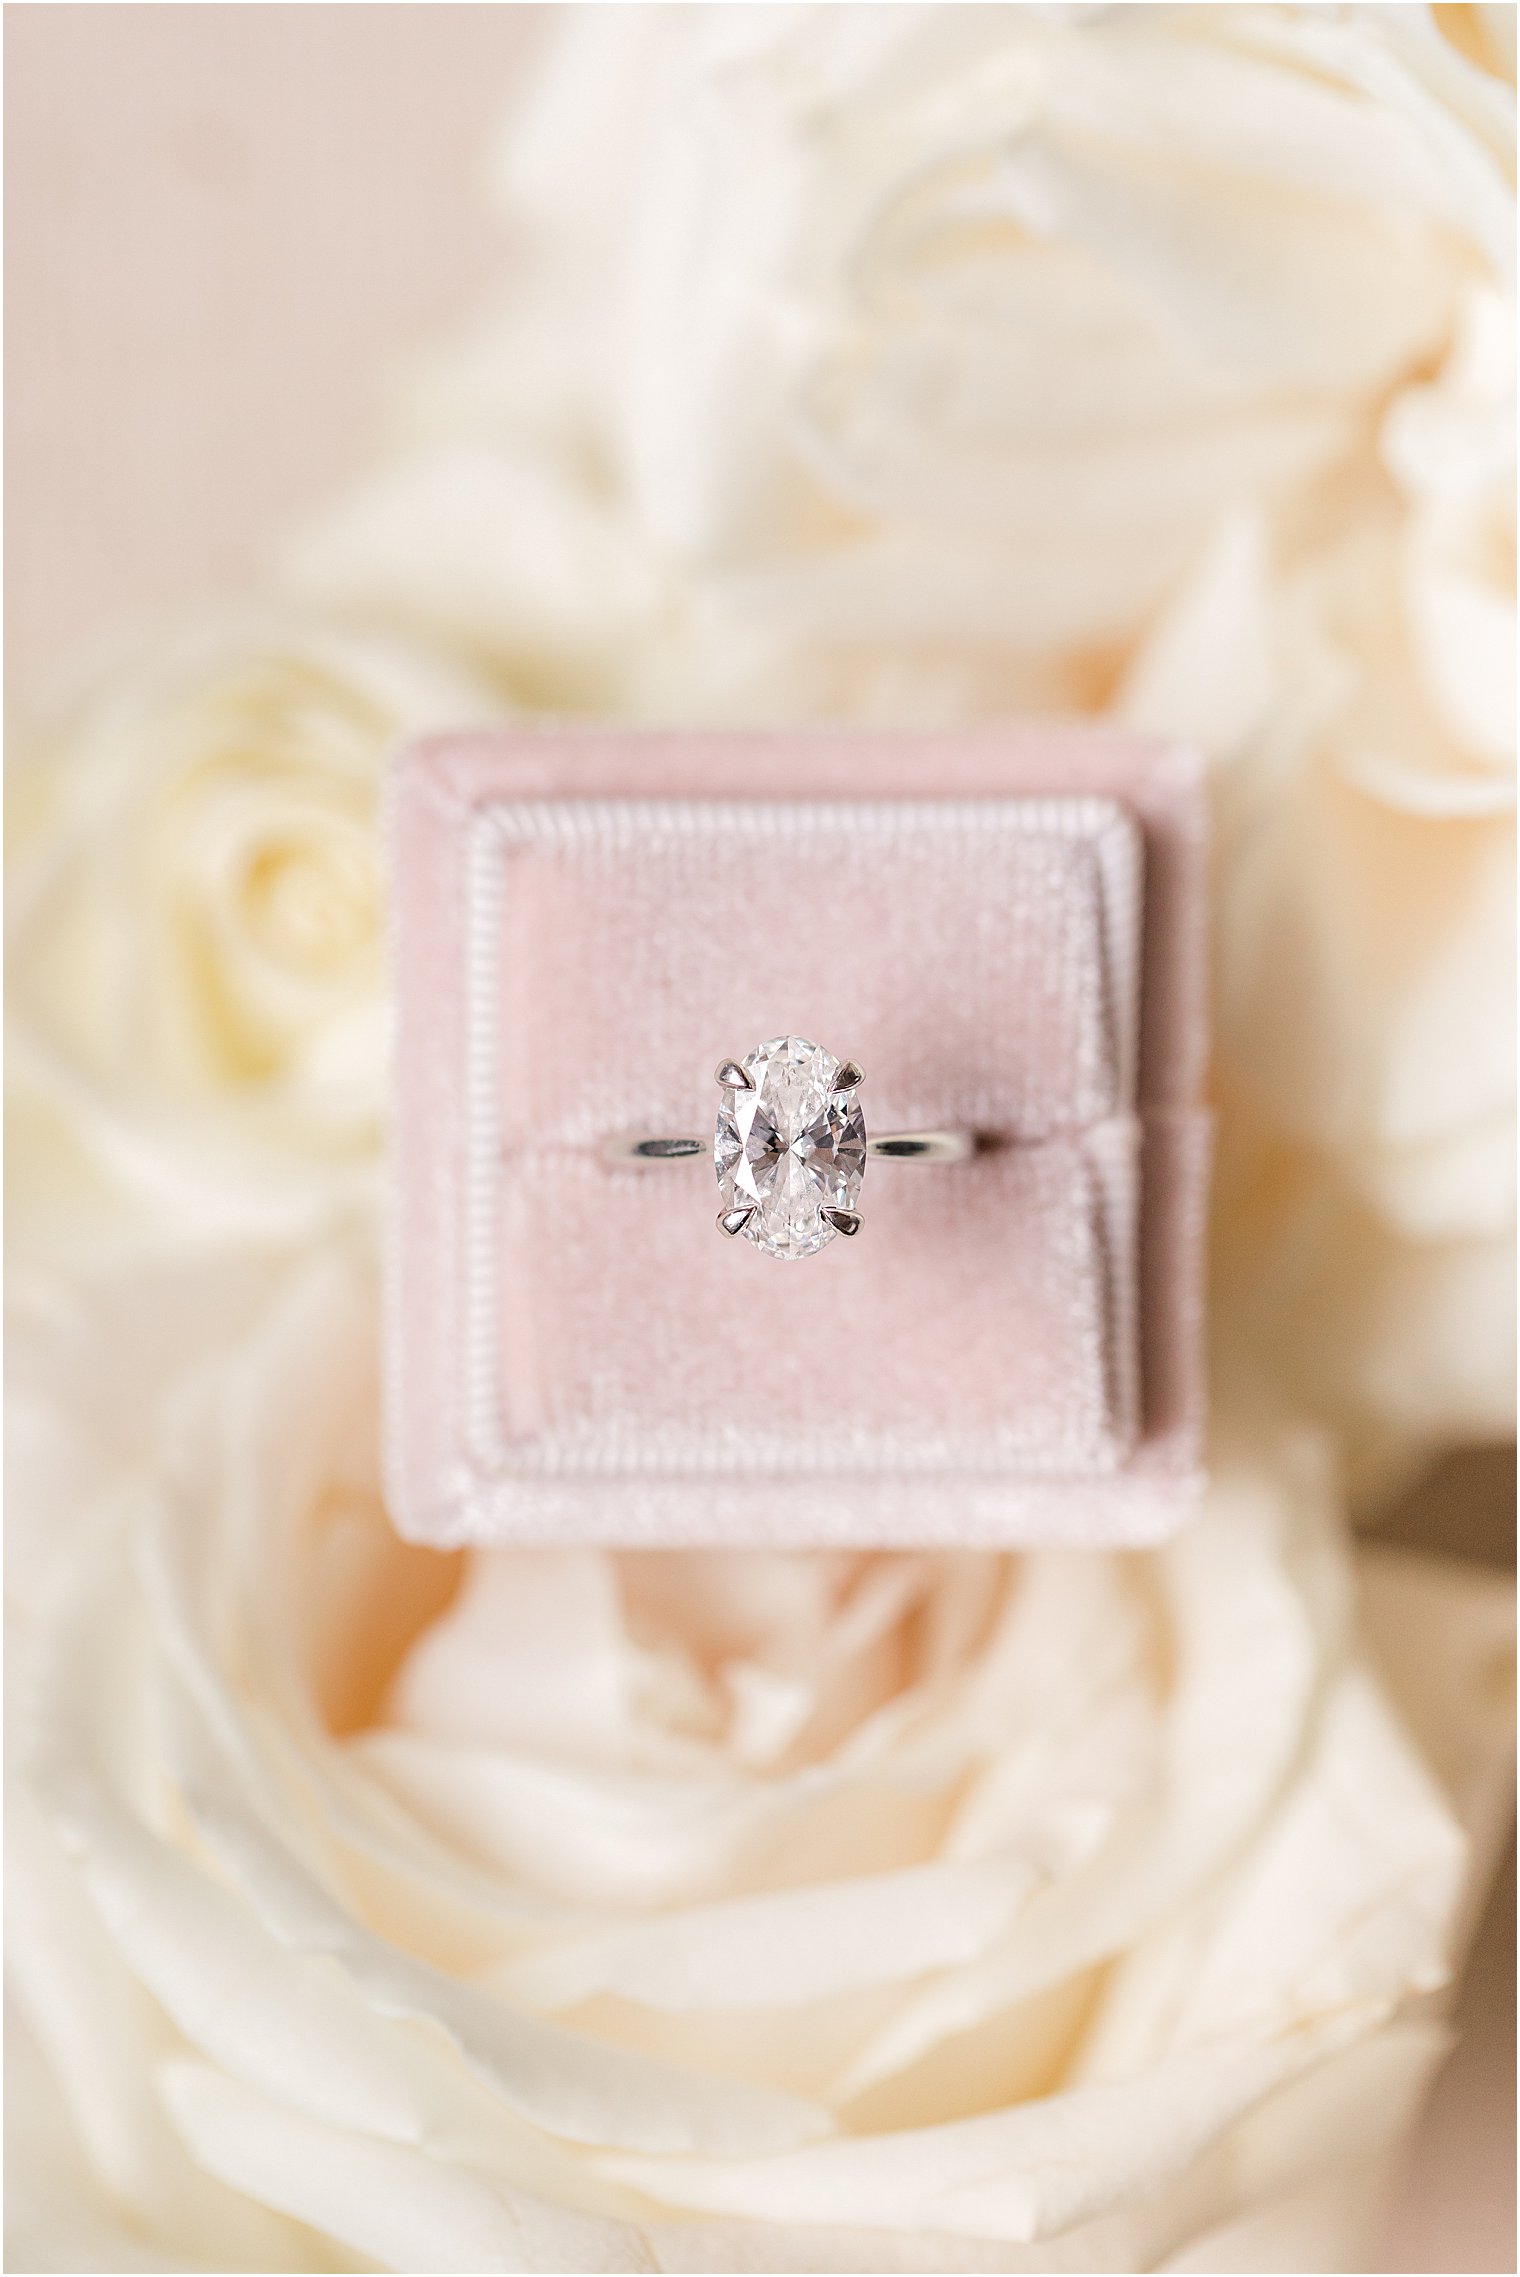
(603, 1045, 972, 1255)
(714, 1036, 867, 1260)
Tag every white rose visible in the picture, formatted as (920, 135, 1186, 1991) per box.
(1121, 290, 1515, 1490)
(294, 4, 1515, 1478)
(8, 614, 497, 1261)
(9, 1250, 1513, 2273)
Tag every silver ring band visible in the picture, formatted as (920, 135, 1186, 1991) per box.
(605, 1131, 973, 1164)
(620, 1035, 973, 1259)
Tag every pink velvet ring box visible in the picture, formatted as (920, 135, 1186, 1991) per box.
(387, 729, 1209, 1549)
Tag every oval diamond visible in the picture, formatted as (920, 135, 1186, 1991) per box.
(715, 1037, 866, 1260)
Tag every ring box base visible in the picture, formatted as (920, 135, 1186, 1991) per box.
(387, 728, 1208, 1550)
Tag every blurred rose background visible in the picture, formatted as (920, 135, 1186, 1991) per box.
(7, 8, 1514, 2272)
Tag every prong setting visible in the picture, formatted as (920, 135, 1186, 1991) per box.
(714, 1037, 868, 1258)
(717, 1206, 757, 1239)
(832, 1060, 865, 1092)
(715, 1058, 754, 1091)
(820, 1206, 862, 1238)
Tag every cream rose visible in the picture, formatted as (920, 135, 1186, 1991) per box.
(9, 1250, 1513, 2273)
(293, 4, 1515, 1481)
(8, 615, 497, 1261)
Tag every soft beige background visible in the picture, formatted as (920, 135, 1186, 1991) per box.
(6, 7, 1513, 2271)
(6, 2, 546, 697)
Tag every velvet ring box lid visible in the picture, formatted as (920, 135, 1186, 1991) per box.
(387, 729, 1208, 1549)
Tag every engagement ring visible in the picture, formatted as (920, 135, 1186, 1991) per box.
(604, 1034, 973, 1259)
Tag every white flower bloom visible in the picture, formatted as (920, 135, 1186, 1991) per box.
(293, 3, 1515, 1478)
(8, 1252, 1512, 2273)
(8, 615, 498, 1259)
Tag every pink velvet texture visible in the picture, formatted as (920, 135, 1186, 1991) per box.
(388, 729, 1208, 1548)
